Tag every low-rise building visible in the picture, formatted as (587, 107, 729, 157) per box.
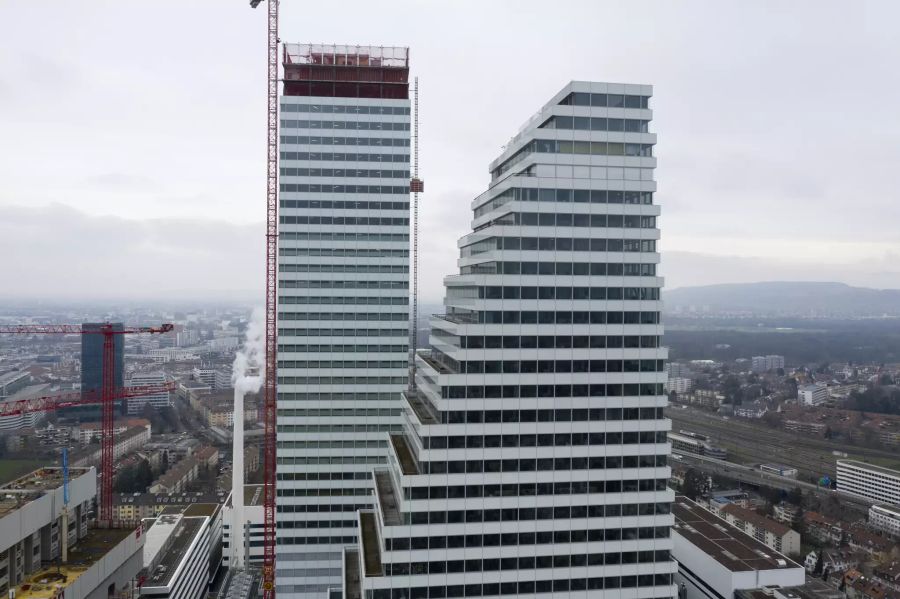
(752, 355, 785, 373)
(70, 425, 151, 468)
(672, 496, 805, 599)
(735, 400, 768, 419)
(773, 502, 800, 524)
(140, 513, 211, 599)
(126, 372, 172, 414)
(869, 504, 900, 539)
(666, 376, 692, 394)
(113, 491, 226, 522)
(803, 511, 844, 545)
(760, 463, 799, 478)
(73, 418, 151, 444)
(148, 446, 217, 495)
(718, 503, 801, 556)
(784, 419, 826, 436)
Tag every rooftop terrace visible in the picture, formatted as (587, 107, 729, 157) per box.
(14, 527, 136, 599)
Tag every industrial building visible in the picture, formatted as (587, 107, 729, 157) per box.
(0, 467, 144, 599)
(275, 43, 412, 598)
(345, 81, 674, 599)
(672, 496, 805, 599)
(837, 459, 900, 506)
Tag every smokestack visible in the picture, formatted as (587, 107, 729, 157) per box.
(230, 308, 264, 571)
(232, 386, 246, 570)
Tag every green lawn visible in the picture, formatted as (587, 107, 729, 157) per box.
(0, 459, 50, 484)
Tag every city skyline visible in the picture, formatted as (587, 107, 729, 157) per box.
(2, 1, 900, 301)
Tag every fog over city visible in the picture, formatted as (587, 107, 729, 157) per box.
(2, 0, 899, 301)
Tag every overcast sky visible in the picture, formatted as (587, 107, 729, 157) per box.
(1, 1, 899, 302)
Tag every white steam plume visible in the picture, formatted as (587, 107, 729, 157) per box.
(232, 307, 265, 394)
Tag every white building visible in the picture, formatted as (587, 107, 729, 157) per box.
(140, 512, 212, 599)
(667, 362, 692, 379)
(673, 496, 805, 599)
(192, 367, 231, 390)
(717, 502, 801, 556)
(837, 459, 900, 505)
(869, 503, 900, 538)
(275, 43, 411, 598)
(666, 376, 693, 394)
(798, 383, 827, 406)
(126, 372, 172, 414)
(148, 348, 199, 363)
(347, 81, 675, 599)
(752, 355, 785, 373)
(222, 485, 265, 567)
(0, 467, 144, 599)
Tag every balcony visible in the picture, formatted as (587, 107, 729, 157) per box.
(344, 548, 361, 599)
(390, 433, 419, 475)
(374, 470, 402, 526)
(359, 511, 383, 577)
(403, 390, 438, 425)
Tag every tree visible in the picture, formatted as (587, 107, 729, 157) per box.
(787, 486, 803, 507)
(813, 552, 824, 575)
(681, 469, 706, 500)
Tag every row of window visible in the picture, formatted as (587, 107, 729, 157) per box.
(277, 488, 372, 497)
(280, 135, 410, 147)
(278, 359, 407, 368)
(277, 503, 371, 513)
(449, 333, 661, 349)
(475, 188, 653, 219)
(277, 471, 373, 481)
(403, 479, 668, 502)
(422, 433, 668, 452)
(276, 456, 387, 465)
(280, 263, 408, 273)
(278, 440, 386, 449)
(489, 211, 656, 229)
(413, 455, 668, 477)
(447, 285, 660, 300)
(279, 297, 408, 306)
(540, 115, 649, 132)
(389, 502, 671, 527)
(443, 310, 661, 325)
(280, 280, 408, 289)
(441, 383, 666, 399)
(279, 312, 407, 322)
(493, 139, 653, 178)
(278, 344, 406, 353)
(385, 549, 669, 577)
(276, 519, 356, 529)
(280, 119, 410, 131)
(277, 376, 406, 385)
(385, 523, 670, 551)
(280, 200, 408, 211)
(280, 151, 408, 163)
(280, 183, 410, 194)
(460, 261, 656, 276)
(365, 574, 672, 599)
(280, 103, 410, 115)
(280, 231, 408, 242)
(559, 91, 650, 109)
(278, 422, 403, 433)
(281, 250, 409, 260)
(462, 237, 656, 256)
(279, 215, 408, 226)
(427, 407, 664, 426)
(278, 392, 397, 401)
(281, 168, 409, 181)
(449, 358, 665, 375)
(278, 328, 406, 337)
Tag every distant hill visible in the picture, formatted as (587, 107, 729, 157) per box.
(665, 281, 900, 316)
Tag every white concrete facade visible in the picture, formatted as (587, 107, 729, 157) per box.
(869, 503, 900, 538)
(837, 460, 900, 506)
(353, 81, 676, 599)
(275, 71, 411, 597)
(798, 383, 827, 406)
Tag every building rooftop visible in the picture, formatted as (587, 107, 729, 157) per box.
(13, 526, 136, 599)
(838, 459, 900, 478)
(144, 515, 205, 588)
(673, 496, 802, 573)
(720, 503, 794, 537)
(872, 503, 900, 517)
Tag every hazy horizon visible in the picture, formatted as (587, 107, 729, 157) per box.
(2, 1, 899, 302)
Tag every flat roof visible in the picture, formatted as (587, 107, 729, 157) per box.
(871, 503, 900, 517)
(14, 527, 135, 599)
(145, 516, 205, 588)
(673, 496, 802, 573)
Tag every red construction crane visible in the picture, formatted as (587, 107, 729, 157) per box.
(249, 1, 279, 595)
(0, 323, 174, 523)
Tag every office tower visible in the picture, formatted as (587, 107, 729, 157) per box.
(276, 44, 411, 597)
(76, 322, 124, 419)
(348, 82, 676, 599)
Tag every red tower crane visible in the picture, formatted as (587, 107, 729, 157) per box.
(249, 1, 280, 596)
(0, 323, 174, 523)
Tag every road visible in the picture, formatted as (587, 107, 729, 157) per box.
(672, 450, 874, 510)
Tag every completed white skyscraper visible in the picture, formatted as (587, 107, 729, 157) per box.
(345, 81, 676, 599)
(276, 44, 411, 598)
